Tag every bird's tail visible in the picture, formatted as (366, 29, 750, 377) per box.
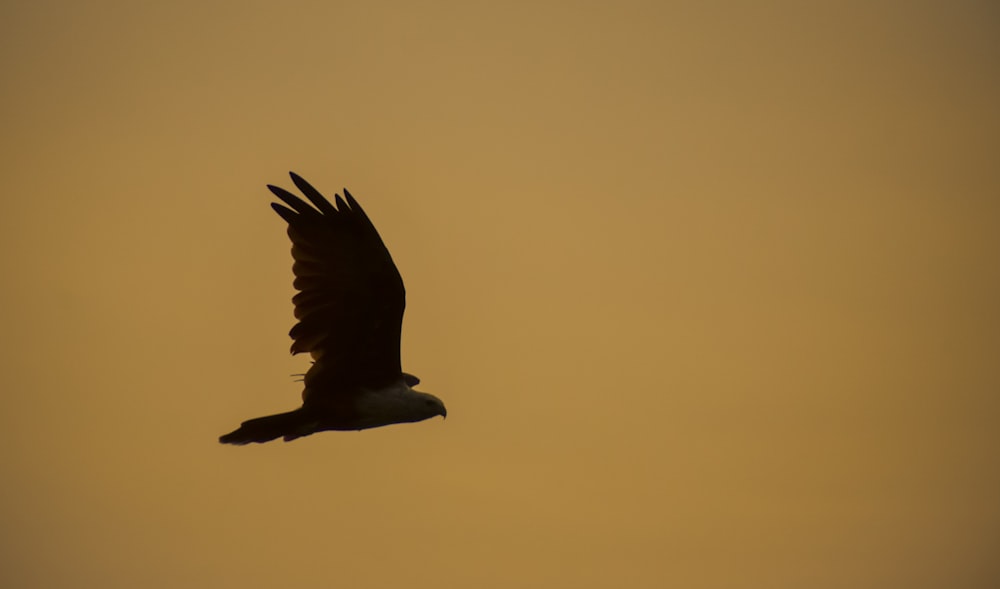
(219, 409, 318, 445)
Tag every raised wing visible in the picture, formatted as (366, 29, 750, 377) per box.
(268, 173, 406, 396)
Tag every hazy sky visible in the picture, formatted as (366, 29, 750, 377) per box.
(1, 2, 998, 587)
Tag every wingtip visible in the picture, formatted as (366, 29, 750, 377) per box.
(342, 188, 365, 213)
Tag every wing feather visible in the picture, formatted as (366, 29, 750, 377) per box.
(290, 172, 340, 217)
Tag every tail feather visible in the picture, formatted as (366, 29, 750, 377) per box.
(219, 409, 317, 445)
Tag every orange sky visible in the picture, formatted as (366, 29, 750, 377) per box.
(1, 2, 998, 587)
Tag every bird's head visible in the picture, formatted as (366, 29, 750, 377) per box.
(411, 390, 447, 421)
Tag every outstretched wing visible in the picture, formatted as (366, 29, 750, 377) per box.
(268, 172, 406, 396)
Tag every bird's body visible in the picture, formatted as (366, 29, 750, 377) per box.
(219, 173, 446, 445)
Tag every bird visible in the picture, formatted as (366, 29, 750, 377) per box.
(219, 172, 446, 444)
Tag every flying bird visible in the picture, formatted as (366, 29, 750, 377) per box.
(219, 172, 446, 445)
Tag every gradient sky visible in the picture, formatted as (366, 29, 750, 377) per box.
(1, 2, 998, 588)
